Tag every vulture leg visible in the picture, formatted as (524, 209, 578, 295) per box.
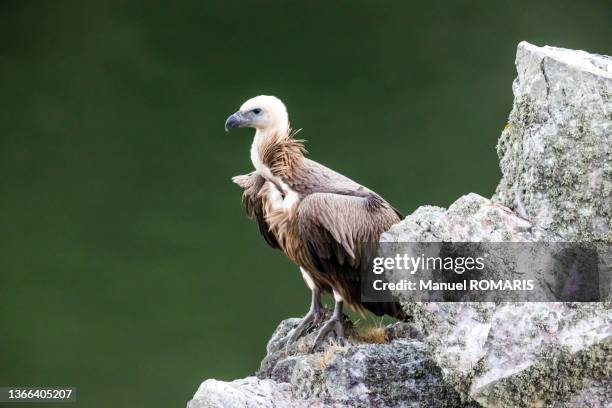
(286, 287, 323, 346)
(310, 296, 345, 351)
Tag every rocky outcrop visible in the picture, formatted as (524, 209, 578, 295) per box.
(189, 318, 471, 408)
(188, 42, 611, 408)
(376, 42, 611, 407)
(382, 193, 610, 406)
(493, 42, 611, 242)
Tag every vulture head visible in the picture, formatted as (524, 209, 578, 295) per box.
(225, 95, 289, 134)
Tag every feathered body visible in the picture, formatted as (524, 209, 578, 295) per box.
(233, 127, 406, 320)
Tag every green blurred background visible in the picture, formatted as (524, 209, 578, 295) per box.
(0, 1, 609, 406)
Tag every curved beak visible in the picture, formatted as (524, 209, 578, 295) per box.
(224, 111, 248, 132)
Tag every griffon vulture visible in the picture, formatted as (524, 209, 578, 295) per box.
(226, 95, 407, 348)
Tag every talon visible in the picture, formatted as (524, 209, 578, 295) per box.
(310, 316, 345, 351)
(286, 310, 320, 347)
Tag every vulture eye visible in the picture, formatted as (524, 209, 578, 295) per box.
(252, 108, 262, 115)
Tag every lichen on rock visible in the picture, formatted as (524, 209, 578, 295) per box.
(493, 42, 612, 243)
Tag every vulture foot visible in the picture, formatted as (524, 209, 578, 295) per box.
(286, 287, 323, 349)
(310, 316, 345, 351)
(286, 308, 324, 347)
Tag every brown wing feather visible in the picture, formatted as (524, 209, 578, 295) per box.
(297, 192, 404, 318)
(232, 172, 279, 249)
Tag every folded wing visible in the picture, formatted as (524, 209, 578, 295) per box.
(297, 192, 401, 314)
